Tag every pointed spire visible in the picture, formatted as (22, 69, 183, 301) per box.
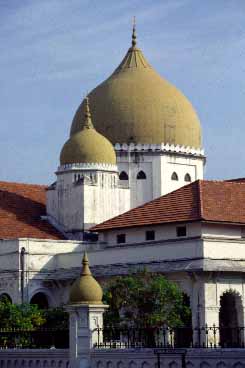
(132, 16, 137, 48)
(81, 252, 92, 275)
(83, 96, 94, 129)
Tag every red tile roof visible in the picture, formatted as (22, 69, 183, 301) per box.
(0, 181, 64, 240)
(91, 180, 245, 232)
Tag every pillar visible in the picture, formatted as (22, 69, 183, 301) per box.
(66, 303, 108, 368)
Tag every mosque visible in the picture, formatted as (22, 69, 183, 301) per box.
(0, 25, 245, 339)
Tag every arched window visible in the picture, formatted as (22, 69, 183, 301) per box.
(119, 171, 128, 180)
(184, 173, 191, 182)
(30, 292, 49, 309)
(171, 172, 178, 181)
(136, 171, 147, 180)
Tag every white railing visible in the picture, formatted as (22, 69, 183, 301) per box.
(0, 349, 69, 367)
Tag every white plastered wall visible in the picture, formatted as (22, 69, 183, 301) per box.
(47, 169, 130, 233)
(0, 239, 20, 303)
(83, 180, 130, 230)
(101, 222, 202, 245)
(116, 147, 204, 208)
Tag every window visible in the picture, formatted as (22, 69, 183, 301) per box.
(137, 171, 147, 180)
(119, 171, 128, 180)
(171, 172, 178, 181)
(184, 173, 191, 182)
(176, 226, 187, 237)
(146, 230, 155, 241)
(117, 234, 126, 244)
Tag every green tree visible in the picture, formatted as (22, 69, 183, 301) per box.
(103, 270, 191, 328)
(42, 307, 68, 329)
(0, 298, 45, 330)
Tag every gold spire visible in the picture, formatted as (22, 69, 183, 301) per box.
(81, 252, 91, 276)
(83, 96, 93, 129)
(132, 16, 137, 48)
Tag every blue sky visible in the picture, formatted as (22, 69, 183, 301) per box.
(1, 0, 245, 184)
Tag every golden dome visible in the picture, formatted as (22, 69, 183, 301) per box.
(70, 27, 202, 148)
(69, 253, 103, 304)
(60, 98, 116, 166)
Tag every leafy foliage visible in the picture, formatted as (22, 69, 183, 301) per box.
(103, 270, 191, 328)
(0, 297, 68, 330)
(0, 297, 45, 330)
(42, 307, 68, 329)
(0, 298, 69, 348)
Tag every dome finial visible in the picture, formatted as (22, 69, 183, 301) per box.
(81, 252, 91, 276)
(83, 96, 94, 129)
(132, 16, 137, 47)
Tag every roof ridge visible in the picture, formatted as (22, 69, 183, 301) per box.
(0, 180, 47, 188)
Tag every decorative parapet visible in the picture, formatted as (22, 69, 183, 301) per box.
(114, 142, 205, 157)
(57, 162, 118, 173)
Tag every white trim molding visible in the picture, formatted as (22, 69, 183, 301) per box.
(114, 142, 205, 157)
(57, 162, 118, 173)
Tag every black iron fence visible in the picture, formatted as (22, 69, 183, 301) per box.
(94, 325, 245, 349)
(1, 325, 244, 350)
(0, 328, 69, 349)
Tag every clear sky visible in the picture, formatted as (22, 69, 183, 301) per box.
(1, 0, 245, 184)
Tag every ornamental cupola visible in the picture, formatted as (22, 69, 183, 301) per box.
(60, 97, 116, 166)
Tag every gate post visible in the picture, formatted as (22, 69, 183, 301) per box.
(66, 253, 108, 368)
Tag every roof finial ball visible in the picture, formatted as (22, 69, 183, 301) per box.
(132, 16, 137, 48)
(69, 252, 103, 304)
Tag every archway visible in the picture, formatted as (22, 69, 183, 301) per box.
(219, 290, 244, 347)
(174, 293, 192, 347)
(30, 292, 49, 309)
(0, 293, 12, 303)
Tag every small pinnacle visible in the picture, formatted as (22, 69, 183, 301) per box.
(132, 16, 137, 47)
(81, 252, 91, 275)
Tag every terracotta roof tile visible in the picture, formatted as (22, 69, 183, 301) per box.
(0, 181, 64, 240)
(91, 180, 245, 232)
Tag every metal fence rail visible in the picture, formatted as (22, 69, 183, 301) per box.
(94, 325, 245, 349)
(0, 328, 69, 349)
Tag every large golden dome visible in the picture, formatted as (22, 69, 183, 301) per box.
(60, 98, 116, 166)
(70, 27, 202, 148)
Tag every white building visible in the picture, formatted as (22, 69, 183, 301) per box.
(0, 26, 243, 341)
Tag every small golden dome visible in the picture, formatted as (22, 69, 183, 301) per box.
(70, 27, 202, 148)
(60, 98, 116, 166)
(69, 253, 103, 304)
